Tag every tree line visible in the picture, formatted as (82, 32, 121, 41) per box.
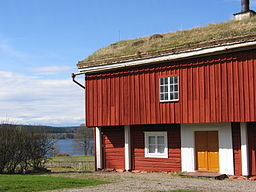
(0, 124, 54, 173)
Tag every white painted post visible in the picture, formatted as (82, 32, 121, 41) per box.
(124, 125, 131, 171)
(241, 122, 249, 176)
(95, 127, 102, 170)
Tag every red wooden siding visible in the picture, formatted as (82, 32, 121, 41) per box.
(102, 126, 124, 169)
(86, 49, 256, 127)
(231, 123, 242, 176)
(248, 122, 256, 175)
(131, 124, 181, 172)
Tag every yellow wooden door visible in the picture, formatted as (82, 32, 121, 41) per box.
(195, 131, 219, 172)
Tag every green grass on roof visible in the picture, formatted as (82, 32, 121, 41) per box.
(85, 17, 256, 61)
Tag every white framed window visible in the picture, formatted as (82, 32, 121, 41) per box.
(144, 131, 168, 158)
(159, 76, 179, 102)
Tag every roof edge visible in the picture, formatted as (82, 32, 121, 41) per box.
(76, 40, 256, 74)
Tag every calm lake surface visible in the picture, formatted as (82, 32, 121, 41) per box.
(54, 139, 84, 156)
(54, 138, 94, 156)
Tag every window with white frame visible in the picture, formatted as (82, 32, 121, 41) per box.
(159, 76, 179, 101)
(144, 132, 168, 158)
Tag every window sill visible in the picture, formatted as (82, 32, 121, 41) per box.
(160, 99, 179, 103)
(145, 154, 168, 158)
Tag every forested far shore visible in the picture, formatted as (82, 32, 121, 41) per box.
(0, 124, 93, 140)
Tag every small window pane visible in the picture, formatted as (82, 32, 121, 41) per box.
(164, 94, 168, 100)
(160, 78, 164, 85)
(170, 93, 174, 100)
(157, 136, 164, 144)
(157, 145, 165, 153)
(170, 85, 174, 92)
(160, 94, 164, 100)
(149, 145, 155, 153)
(174, 85, 178, 91)
(164, 77, 168, 84)
(149, 136, 155, 144)
(160, 86, 164, 92)
(174, 93, 178, 99)
(170, 77, 173, 84)
(174, 76, 178, 83)
(163, 86, 167, 92)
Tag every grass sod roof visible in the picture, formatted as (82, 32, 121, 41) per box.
(78, 17, 256, 68)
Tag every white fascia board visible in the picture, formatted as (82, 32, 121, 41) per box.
(77, 41, 256, 74)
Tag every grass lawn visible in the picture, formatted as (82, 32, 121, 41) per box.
(46, 155, 95, 172)
(49, 155, 94, 162)
(0, 174, 108, 192)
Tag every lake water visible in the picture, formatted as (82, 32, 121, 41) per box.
(54, 138, 94, 156)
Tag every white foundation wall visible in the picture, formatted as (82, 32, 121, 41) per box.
(181, 123, 234, 175)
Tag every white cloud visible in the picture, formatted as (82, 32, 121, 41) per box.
(30, 65, 72, 75)
(0, 39, 28, 59)
(0, 71, 85, 126)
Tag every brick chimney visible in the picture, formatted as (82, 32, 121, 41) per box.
(234, 0, 256, 20)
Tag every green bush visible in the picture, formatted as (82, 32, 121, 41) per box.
(0, 124, 54, 173)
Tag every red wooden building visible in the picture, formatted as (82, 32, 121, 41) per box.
(74, 16, 256, 176)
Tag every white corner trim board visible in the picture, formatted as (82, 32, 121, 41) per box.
(77, 41, 256, 74)
(240, 122, 249, 176)
(181, 123, 234, 175)
(124, 125, 131, 171)
(95, 127, 102, 170)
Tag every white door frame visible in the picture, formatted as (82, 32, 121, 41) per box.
(181, 123, 234, 175)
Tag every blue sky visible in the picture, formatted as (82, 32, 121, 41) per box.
(0, 0, 255, 126)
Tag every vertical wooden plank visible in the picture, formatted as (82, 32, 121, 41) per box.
(102, 78, 108, 125)
(130, 73, 135, 125)
(107, 77, 111, 126)
(209, 62, 216, 122)
(115, 75, 120, 125)
(155, 70, 161, 124)
(215, 58, 222, 122)
(134, 73, 140, 124)
(98, 78, 103, 126)
(243, 55, 250, 121)
(198, 61, 205, 122)
(221, 56, 228, 122)
(253, 51, 256, 122)
(123, 74, 129, 125)
(86, 77, 89, 126)
(227, 57, 234, 121)
(238, 53, 245, 122)
(193, 61, 200, 123)
(110, 77, 116, 125)
(119, 75, 124, 125)
(139, 71, 146, 124)
(86, 80, 94, 127)
(205, 60, 211, 122)
(150, 71, 157, 124)
(188, 65, 193, 123)
(248, 123, 256, 175)
(248, 51, 255, 121)
(182, 66, 188, 123)
(231, 123, 242, 176)
(144, 71, 151, 124)
(174, 68, 181, 123)
(93, 78, 98, 126)
(233, 59, 240, 122)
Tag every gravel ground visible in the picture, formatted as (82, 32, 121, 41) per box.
(50, 172, 256, 192)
